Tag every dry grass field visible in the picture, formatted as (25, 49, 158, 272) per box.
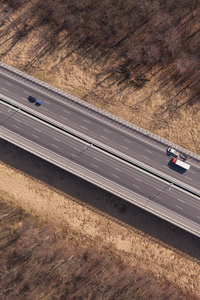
(0, 0, 200, 298)
(0, 140, 200, 299)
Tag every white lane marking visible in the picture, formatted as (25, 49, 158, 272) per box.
(104, 129, 111, 133)
(163, 166, 168, 168)
(145, 149, 152, 153)
(12, 125, 19, 129)
(175, 205, 183, 210)
(2, 88, 9, 92)
(112, 174, 119, 178)
(132, 184, 140, 189)
(34, 128, 41, 132)
(64, 110, 70, 114)
(177, 198, 185, 203)
(21, 97, 27, 100)
(93, 157, 101, 162)
(32, 134, 39, 138)
(44, 101, 50, 105)
(189, 170, 195, 174)
(71, 153, 77, 157)
(53, 137, 61, 142)
(184, 176, 192, 181)
(24, 91, 30, 95)
(155, 195, 161, 199)
(124, 139, 131, 143)
(14, 118, 22, 123)
(80, 126, 87, 130)
(41, 107, 48, 110)
(121, 145, 128, 149)
(91, 164, 99, 168)
(135, 177, 142, 182)
(83, 119, 91, 124)
(61, 116, 68, 121)
(51, 144, 58, 148)
(73, 147, 80, 151)
(114, 167, 121, 172)
(142, 155, 149, 159)
(5, 82, 12, 86)
(101, 135, 108, 139)
(197, 216, 200, 219)
(156, 188, 161, 191)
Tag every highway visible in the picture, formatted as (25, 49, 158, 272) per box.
(0, 102, 200, 227)
(1, 71, 200, 193)
(0, 65, 200, 236)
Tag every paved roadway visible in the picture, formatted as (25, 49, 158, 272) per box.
(0, 72, 200, 193)
(0, 102, 200, 230)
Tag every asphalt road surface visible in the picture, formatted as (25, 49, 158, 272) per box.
(1, 102, 200, 228)
(0, 73, 200, 193)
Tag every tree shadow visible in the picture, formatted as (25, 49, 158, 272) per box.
(0, 139, 200, 263)
(1, 0, 199, 115)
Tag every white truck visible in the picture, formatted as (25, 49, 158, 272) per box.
(171, 158, 190, 170)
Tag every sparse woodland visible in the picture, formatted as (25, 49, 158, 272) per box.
(0, 199, 195, 299)
(1, 0, 200, 112)
(0, 0, 200, 298)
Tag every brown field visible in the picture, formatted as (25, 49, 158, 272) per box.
(0, 0, 200, 298)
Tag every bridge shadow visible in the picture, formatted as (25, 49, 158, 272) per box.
(0, 139, 200, 263)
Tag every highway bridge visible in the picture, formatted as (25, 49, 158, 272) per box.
(1, 62, 200, 237)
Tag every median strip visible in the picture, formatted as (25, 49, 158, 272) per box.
(1, 95, 200, 198)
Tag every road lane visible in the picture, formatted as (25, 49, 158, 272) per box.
(1, 73, 200, 192)
(1, 102, 200, 227)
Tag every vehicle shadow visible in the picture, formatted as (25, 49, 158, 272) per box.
(167, 160, 187, 174)
(0, 139, 199, 262)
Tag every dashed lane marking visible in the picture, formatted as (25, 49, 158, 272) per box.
(83, 119, 91, 124)
(175, 205, 183, 210)
(91, 164, 99, 168)
(61, 116, 68, 121)
(177, 198, 185, 203)
(112, 174, 119, 178)
(124, 139, 131, 143)
(145, 149, 152, 153)
(104, 129, 111, 133)
(64, 110, 71, 114)
(121, 145, 128, 149)
(132, 184, 140, 189)
(142, 155, 149, 159)
(114, 167, 121, 172)
(32, 134, 39, 139)
(51, 144, 58, 148)
(135, 177, 142, 182)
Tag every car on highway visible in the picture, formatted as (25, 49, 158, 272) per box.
(35, 100, 42, 106)
(28, 96, 42, 106)
(28, 95, 36, 103)
(167, 147, 179, 156)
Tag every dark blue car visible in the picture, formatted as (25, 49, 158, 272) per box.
(28, 96, 42, 106)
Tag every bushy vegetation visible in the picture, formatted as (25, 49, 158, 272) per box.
(0, 199, 194, 299)
(1, 0, 200, 106)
